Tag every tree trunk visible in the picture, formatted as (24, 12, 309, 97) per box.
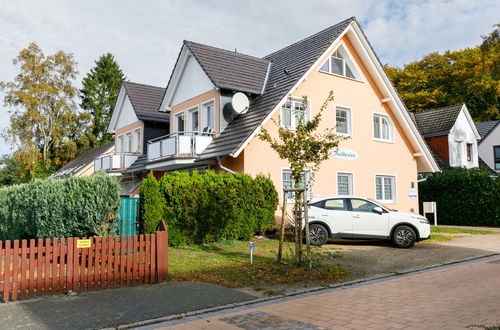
(277, 191, 287, 263)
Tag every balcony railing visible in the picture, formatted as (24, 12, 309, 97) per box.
(147, 132, 213, 161)
(94, 153, 138, 172)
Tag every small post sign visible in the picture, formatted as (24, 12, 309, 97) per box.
(423, 201, 437, 226)
(76, 239, 92, 249)
(249, 242, 254, 265)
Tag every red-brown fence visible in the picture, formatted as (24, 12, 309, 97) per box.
(0, 220, 168, 301)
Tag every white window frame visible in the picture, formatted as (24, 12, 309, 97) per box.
(318, 43, 364, 82)
(334, 105, 352, 137)
(202, 100, 215, 132)
(174, 112, 186, 134)
(187, 106, 199, 134)
(372, 112, 394, 143)
(133, 128, 141, 153)
(280, 97, 310, 130)
(117, 134, 124, 153)
(336, 171, 354, 196)
(281, 168, 312, 203)
(374, 174, 396, 204)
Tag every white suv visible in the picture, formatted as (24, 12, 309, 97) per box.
(307, 196, 430, 248)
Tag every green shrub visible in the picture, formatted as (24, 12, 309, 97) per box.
(0, 172, 121, 240)
(419, 168, 500, 226)
(144, 170, 278, 246)
(139, 172, 165, 234)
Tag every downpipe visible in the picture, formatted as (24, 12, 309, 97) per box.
(216, 156, 236, 174)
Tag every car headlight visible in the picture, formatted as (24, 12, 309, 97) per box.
(419, 219, 430, 224)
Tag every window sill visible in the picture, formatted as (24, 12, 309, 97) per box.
(373, 138, 394, 144)
(319, 70, 364, 83)
(336, 132, 352, 138)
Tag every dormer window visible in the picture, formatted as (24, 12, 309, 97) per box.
(320, 45, 361, 80)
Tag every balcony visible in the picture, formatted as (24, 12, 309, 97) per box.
(147, 132, 213, 162)
(94, 153, 139, 173)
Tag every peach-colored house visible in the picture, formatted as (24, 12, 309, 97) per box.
(139, 17, 439, 213)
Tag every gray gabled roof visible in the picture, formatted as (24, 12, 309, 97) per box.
(123, 81, 168, 123)
(476, 120, 500, 141)
(184, 41, 270, 95)
(51, 142, 114, 179)
(412, 104, 464, 138)
(199, 17, 355, 159)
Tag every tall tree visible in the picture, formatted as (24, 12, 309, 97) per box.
(80, 53, 125, 148)
(0, 42, 85, 178)
(259, 91, 343, 265)
(386, 25, 499, 121)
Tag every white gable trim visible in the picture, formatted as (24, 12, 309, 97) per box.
(107, 85, 133, 134)
(232, 21, 439, 173)
(160, 45, 215, 111)
(346, 23, 438, 172)
(459, 105, 481, 140)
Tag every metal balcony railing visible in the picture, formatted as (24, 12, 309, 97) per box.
(147, 132, 213, 161)
(94, 153, 138, 172)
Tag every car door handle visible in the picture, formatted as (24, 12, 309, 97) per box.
(353, 215, 361, 218)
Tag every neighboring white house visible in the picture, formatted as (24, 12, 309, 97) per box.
(411, 104, 481, 170)
(476, 120, 500, 173)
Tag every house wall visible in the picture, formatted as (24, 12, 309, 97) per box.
(115, 121, 145, 154)
(426, 135, 449, 164)
(448, 109, 479, 168)
(239, 35, 420, 212)
(478, 124, 500, 173)
(116, 96, 139, 129)
(170, 89, 220, 136)
(171, 54, 214, 106)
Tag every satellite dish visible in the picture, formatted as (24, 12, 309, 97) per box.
(231, 92, 249, 114)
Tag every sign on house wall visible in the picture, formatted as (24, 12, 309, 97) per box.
(333, 148, 358, 160)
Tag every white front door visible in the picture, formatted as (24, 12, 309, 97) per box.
(349, 198, 389, 237)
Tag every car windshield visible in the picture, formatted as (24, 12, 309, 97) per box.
(366, 198, 396, 211)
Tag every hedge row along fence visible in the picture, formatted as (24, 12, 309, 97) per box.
(419, 167, 500, 227)
(140, 171, 278, 246)
(0, 172, 121, 240)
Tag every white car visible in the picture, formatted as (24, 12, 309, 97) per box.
(306, 196, 430, 248)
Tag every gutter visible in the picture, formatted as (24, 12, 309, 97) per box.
(216, 156, 236, 174)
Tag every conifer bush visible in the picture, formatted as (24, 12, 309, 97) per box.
(0, 172, 120, 240)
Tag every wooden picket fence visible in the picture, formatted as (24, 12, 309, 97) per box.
(0, 220, 168, 301)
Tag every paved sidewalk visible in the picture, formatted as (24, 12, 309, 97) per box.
(0, 282, 256, 329)
(152, 257, 500, 330)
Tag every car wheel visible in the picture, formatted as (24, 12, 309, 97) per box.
(392, 225, 416, 248)
(309, 224, 329, 246)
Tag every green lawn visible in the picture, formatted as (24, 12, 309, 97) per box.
(426, 234, 462, 242)
(431, 226, 497, 235)
(168, 239, 347, 288)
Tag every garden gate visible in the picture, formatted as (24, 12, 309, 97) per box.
(118, 197, 139, 236)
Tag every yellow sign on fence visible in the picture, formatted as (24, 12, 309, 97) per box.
(76, 239, 92, 249)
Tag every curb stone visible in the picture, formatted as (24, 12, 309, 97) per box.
(105, 253, 500, 329)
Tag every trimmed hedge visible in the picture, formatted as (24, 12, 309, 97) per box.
(0, 172, 121, 240)
(140, 170, 278, 246)
(419, 167, 500, 226)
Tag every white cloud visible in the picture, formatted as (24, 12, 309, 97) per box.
(0, 0, 498, 155)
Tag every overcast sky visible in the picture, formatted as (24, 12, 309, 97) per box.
(0, 0, 498, 156)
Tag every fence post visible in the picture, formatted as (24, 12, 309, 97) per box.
(155, 220, 168, 283)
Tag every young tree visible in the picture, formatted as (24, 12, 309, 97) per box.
(80, 53, 126, 149)
(0, 42, 85, 177)
(259, 91, 344, 265)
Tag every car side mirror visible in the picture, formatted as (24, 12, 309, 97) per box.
(373, 206, 383, 215)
